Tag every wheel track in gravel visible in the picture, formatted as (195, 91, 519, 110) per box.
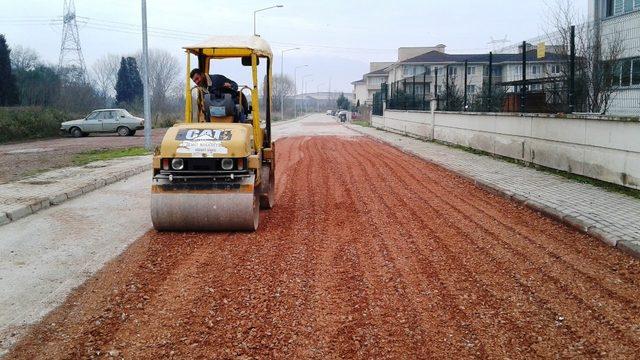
(6, 136, 640, 359)
(352, 138, 640, 357)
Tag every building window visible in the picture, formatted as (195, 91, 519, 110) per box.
(531, 65, 541, 75)
(621, 59, 631, 86)
(531, 83, 542, 91)
(624, 0, 633, 12)
(466, 66, 476, 75)
(424, 66, 431, 76)
(608, 0, 638, 16)
(550, 64, 561, 74)
(606, 0, 615, 16)
(448, 66, 458, 76)
(632, 59, 640, 85)
(425, 82, 431, 94)
(466, 85, 476, 94)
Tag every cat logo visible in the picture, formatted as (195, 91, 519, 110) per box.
(175, 129, 232, 141)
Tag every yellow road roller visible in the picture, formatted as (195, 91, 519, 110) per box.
(151, 36, 275, 231)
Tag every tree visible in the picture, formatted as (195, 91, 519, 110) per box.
(0, 34, 20, 106)
(15, 65, 61, 107)
(442, 77, 464, 111)
(91, 53, 120, 100)
(271, 74, 295, 112)
(135, 49, 180, 114)
(9, 45, 40, 72)
(336, 92, 350, 110)
(115, 57, 143, 105)
(544, 0, 625, 114)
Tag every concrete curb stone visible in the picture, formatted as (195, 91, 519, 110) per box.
(618, 241, 640, 258)
(0, 158, 152, 227)
(346, 124, 640, 259)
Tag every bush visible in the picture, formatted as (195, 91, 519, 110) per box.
(0, 106, 70, 143)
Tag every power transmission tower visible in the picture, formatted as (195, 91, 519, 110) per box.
(58, 0, 86, 82)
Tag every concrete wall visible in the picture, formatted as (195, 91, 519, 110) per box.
(373, 110, 640, 189)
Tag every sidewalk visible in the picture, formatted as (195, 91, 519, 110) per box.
(0, 156, 151, 226)
(346, 124, 640, 259)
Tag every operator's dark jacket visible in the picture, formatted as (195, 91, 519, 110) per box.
(204, 74, 248, 113)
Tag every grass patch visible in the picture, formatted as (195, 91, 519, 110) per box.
(351, 120, 371, 127)
(433, 140, 640, 200)
(72, 147, 150, 166)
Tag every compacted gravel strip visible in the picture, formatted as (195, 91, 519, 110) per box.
(7, 136, 639, 359)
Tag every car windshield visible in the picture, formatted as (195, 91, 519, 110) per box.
(86, 112, 99, 120)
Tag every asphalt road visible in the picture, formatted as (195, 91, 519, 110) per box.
(4, 115, 640, 359)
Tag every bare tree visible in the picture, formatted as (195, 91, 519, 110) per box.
(9, 45, 40, 71)
(135, 49, 180, 114)
(271, 74, 295, 112)
(544, 0, 625, 114)
(91, 53, 120, 100)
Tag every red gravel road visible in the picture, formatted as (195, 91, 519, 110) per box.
(6, 136, 640, 359)
(0, 129, 166, 183)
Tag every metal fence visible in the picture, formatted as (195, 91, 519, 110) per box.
(381, 19, 640, 116)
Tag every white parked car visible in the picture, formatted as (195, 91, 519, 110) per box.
(60, 109, 144, 138)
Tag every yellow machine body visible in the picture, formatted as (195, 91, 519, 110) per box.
(151, 36, 275, 231)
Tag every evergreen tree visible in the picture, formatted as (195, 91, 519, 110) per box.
(336, 92, 350, 110)
(115, 56, 143, 104)
(0, 34, 20, 106)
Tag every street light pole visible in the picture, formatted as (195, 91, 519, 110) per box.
(280, 47, 299, 121)
(293, 64, 308, 119)
(253, 5, 283, 36)
(141, 0, 152, 151)
(316, 83, 325, 112)
(302, 75, 312, 114)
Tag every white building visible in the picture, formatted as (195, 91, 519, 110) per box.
(384, 48, 565, 106)
(352, 62, 394, 106)
(351, 79, 368, 106)
(590, 0, 640, 115)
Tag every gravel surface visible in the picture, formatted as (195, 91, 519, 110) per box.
(6, 136, 640, 359)
(0, 130, 166, 184)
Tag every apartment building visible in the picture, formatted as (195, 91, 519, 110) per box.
(352, 61, 394, 105)
(590, 0, 640, 115)
(384, 49, 565, 101)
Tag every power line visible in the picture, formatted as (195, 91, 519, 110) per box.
(58, 0, 87, 82)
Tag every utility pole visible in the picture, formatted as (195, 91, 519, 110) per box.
(58, 0, 86, 82)
(521, 41, 527, 113)
(569, 25, 576, 114)
(293, 64, 308, 119)
(316, 83, 324, 112)
(280, 47, 299, 121)
(141, 0, 152, 150)
(488, 52, 493, 112)
(463, 60, 468, 111)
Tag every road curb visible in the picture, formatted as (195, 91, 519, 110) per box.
(346, 124, 640, 260)
(0, 163, 150, 227)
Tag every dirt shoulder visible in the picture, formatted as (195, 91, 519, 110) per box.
(0, 129, 166, 184)
(6, 136, 640, 359)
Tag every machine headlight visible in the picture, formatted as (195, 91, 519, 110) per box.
(221, 158, 234, 170)
(171, 158, 184, 170)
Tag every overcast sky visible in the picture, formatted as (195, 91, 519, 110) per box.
(1, 0, 588, 92)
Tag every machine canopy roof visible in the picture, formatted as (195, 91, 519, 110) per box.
(183, 35, 272, 57)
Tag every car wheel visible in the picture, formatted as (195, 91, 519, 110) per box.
(128, 130, 136, 136)
(117, 126, 131, 136)
(70, 127, 83, 138)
